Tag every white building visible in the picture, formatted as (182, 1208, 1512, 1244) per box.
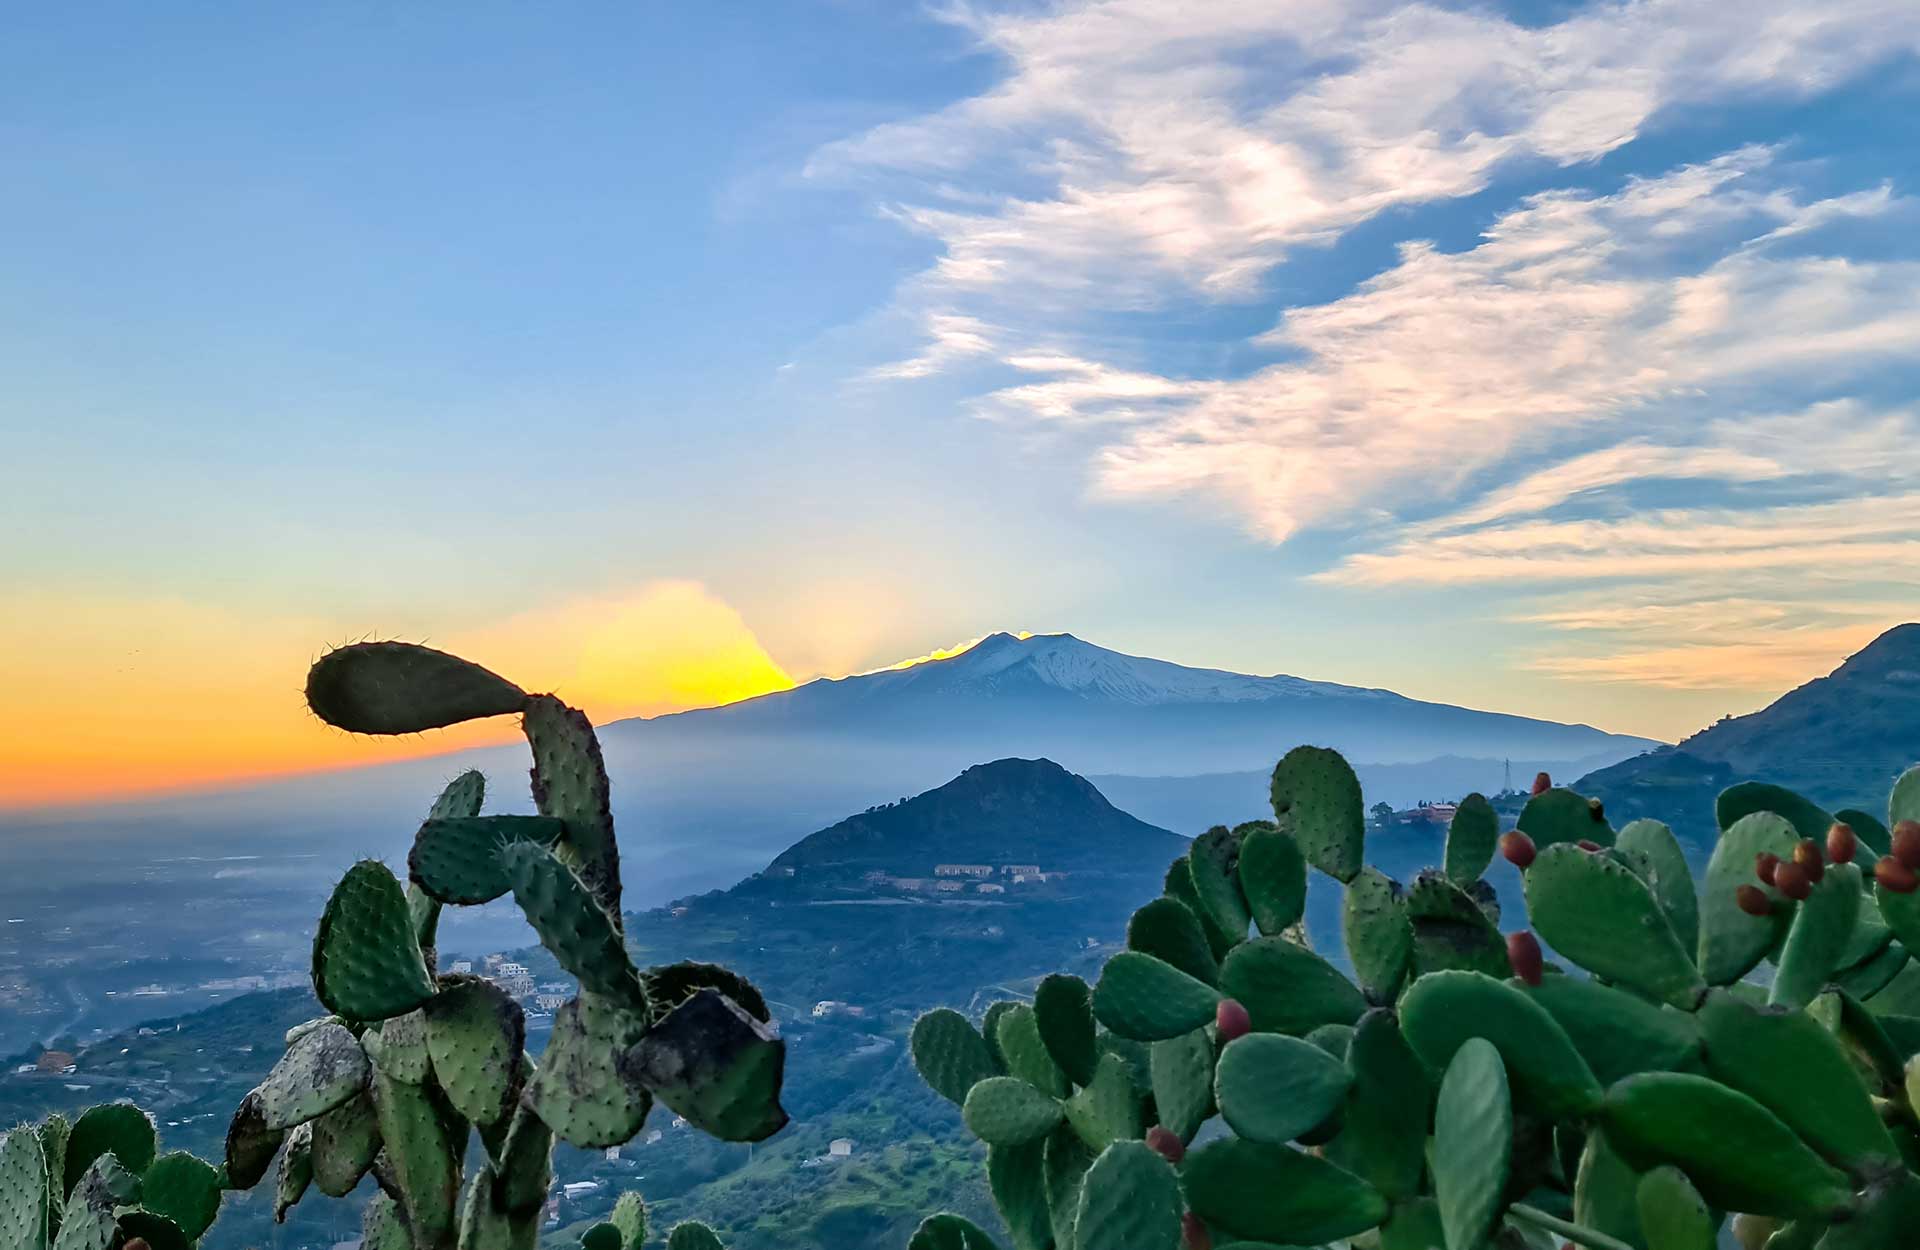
(934, 864, 994, 878)
(448, 960, 473, 975)
(829, 1138, 855, 1158)
(975, 883, 1005, 894)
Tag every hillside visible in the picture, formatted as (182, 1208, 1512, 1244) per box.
(1576, 623, 1920, 848)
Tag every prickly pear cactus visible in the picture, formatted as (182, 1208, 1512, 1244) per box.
(906, 744, 1920, 1250)
(0, 1105, 223, 1250)
(197, 642, 791, 1249)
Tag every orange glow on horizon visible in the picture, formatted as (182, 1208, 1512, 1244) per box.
(0, 582, 797, 810)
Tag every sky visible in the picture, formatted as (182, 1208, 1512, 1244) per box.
(5, 1, 1920, 805)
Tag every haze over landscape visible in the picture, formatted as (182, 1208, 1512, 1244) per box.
(6, 3, 1920, 1249)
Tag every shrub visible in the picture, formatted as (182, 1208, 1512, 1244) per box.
(906, 745, 1920, 1250)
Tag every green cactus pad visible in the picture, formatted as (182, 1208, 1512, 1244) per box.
(1698, 811, 1800, 984)
(1072, 1141, 1181, 1250)
(1404, 871, 1509, 979)
(581, 1222, 623, 1250)
(980, 1001, 1019, 1070)
(642, 962, 771, 1023)
(427, 767, 486, 819)
(1125, 897, 1218, 986)
(365, 1007, 431, 1084)
(1523, 843, 1703, 1007)
(1236, 821, 1307, 936)
(305, 641, 526, 734)
(221, 1090, 282, 1191)
(963, 1077, 1063, 1146)
(1875, 875, 1920, 960)
(369, 1072, 459, 1246)
(113, 1211, 190, 1250)
(38, 1114, 66, 1210)
(1771, 861, 1864, 1010)
(1820, 1171, 1920, 1250)
(522, 694, 622, 916)
(1838, 904, 1893, 972)
(308, 1092, 380, 1198)
(258, 1020, 370, 1130)
(623, 988, 787, 1143)
(55, 1156, 138, 1250)
(1444, 792, 1501, 883)
(361, 1194, 409, 1250)
(1042, 1127, 1094, 1250)
(1091, 952, 1222, 1041)
(0, 1126, 49, 1250)
(283, 1015, 340, 1047)
(491, 1106, 553, 1216)
(1093, 1033, 1152, 1095)
(1213, 1032, 1351, 1144)
(1061, 1052, 1143, 1151)
(312, 859, 436, 1023)
(1149, 1028, 1214, 1141)
(1375, 1198, 1445, 1250)
(665, 1221, 726, 1250)
(992, 1004, 1070, 1096)
(63, 1104, 154, 1198)
(1400, 971, 1602, 1121)
(526, 994, 652, 1147)
(1325, 1008, 1428, 1201)
(1836, 807, 1892, 858)
(1836, 937, 1910, 1001)
(1524, 974, 1701, 1085)
(502, 842, 645, 1008)
(1186, 826, 1252, 948)
(1270, 745, 1365, 882)
(1635, 1164, 1713, 1250)
(1433, 1038, 1511, 1250)
(1697, 989, 1899, 1172)
(424, 977, 525, 1124)
(1031, 974, 1098, 1088)
(1615, 818, 1700, 954)
(137, 1151, 221, 1240)
(1573, 1128, 1644, 1248)
(1517, 785, 1614, 849)
(610, 1190, 648, 1249)
(985, 1137, 1050, 1250)
(1342, 866, 1412, 999)
(1181, 1137, 1388, 1244)
(907, 1213, 1002, 1250)
(1717, 780, 1833, 844)
(1217, 936, 1366, 1035)
(1600, 1073, 1853, 1220)
(272, 1123, 312, 1223)
(910, 1010, 1001, 1106)
(409, 815, 568, 905)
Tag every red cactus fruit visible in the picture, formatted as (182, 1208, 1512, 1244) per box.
(1531, 771, 1552, 796)
(1146, 1125, 1186, 1164)
(1499, 831, 1537, 869)
(1793, 839, 1825, 884)
(1507, 931, 1544, 986)
(1877, 855, 1919, 895)
(1894, 820, 1920, 871)
(1828, 822, 1858, 865)
(1215, 998, 1251, 1043)
(1755, 852, 1780, 886)
(1773, 861, 1811, 901)
(1576, 839, 1602, 853)
(1735, 885, 1771, 917)
(1182, 1212, 1212, 1250)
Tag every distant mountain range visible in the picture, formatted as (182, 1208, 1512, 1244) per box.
(1576, 623, 1920, 848)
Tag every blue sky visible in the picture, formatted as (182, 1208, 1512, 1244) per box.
(6, 1, 1920, 795)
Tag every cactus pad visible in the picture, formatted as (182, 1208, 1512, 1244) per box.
(643, 962, 771, 1023)
(1342, 866, 1411, 1000)
(1181, 1137, 1388, 1244)
(312, 860, 436, 1023)
(502, 842, 645, 1008)
(906, 1213, 1000, 1250)
(137, 1151, 221, 1240)
(1403, 871, 1508, 979)
(1236, 821, 1308, 935)
(1148, 1028, 1214, 1141)
(522, 694, 622, 916)
(528, 994, 653, 1148)
(1525, 974, 1700, 1085)
(1091, 952, 1222, 1041)
(305, 641, 526, 734)
(1124, 897, 1217, 985)
(610, 1190, 648, 1248)
(54, 1156, 138, 1250)
(985, 1138, 1050, 1250)
(963, 1078, 1064, 1146)
(1433, 1038, 1511, 1250)
(1517, 785, 1614, 849)
(0, 1126, 49, 1250)
(1400, 971, 1601, 1120)
(222, 1090, 283, 1191)
(1071, 1141, 1181, 1250)
(1032, 974, 1098, 1088)
(409, 815, 568, 905)
(1186, 825, 1251, 946)
(63, 1104, 154, 1198)
(424, 977, 525, 1125)
(365, 1007, 432, 1084)
(1213, 1032, 1351, 1144)
(308, 1092, 380, 1199)
(1771, 861, 1863, 1009)
(1061, 1052, 1143, 1151)
(1443, 792, 1500, 883)
(623, 989, 788, 1143)
(369, 1072, 458, 1246)
(1615, 818, 1700, 954)
(1270, 745, 1365, 882)
(910, 1010, 1001, 1107)
(1718, 780, 1833, 843)
(665, 1220, 726, 1250)
(258, 1021, 370, 1130)
(1698, 811, 1800, 983)
(1325, 1008, 1428, 1200)
(361, 1193, 409, 1250)
(273, 1123, 312, 1223)
(1523, 843, 1703, 1007)
(1217, 936, 1366, 1035)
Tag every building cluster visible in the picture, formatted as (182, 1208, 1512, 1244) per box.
(861, 862, 1062, 895)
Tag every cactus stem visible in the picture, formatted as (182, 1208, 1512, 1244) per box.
(1506, 1202, 1636, 1250)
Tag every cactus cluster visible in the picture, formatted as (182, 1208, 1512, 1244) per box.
(2, 642, 786, 1250)
(907, 745, 1920, 1250)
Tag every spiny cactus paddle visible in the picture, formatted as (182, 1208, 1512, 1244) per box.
(904, 743, 1920, 1250)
